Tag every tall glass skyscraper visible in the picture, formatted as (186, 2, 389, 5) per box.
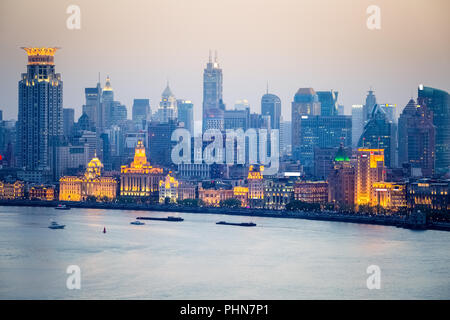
(398, 99, 435, 177)
(202, 51, 225, 132)
(363, 89, 377, 123)
(317, 90, 338, 116)
(261, 92, 281, 130)
(177, 99, 194, 135)
(291, 88, 321, 161)
(132, 99, 150, 129)
(17, 48, 63, 181)
(418, 85, 450, 175)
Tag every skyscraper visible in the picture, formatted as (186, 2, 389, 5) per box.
(82, 82, 102, 129)
(132, 99, 150, 129)
(355, 148, 385, 208)
(418, 85, 450, 175)
(297, 115, 352, 174)
(317, 90, 338, 116)
(363, 89, 377, 123)
(63, 108, 74, 138)
(202, 51, 225, 132)
(398, 99, 435, 177)
(261, 92, 281, 130)
(158, 83, 177, 123)
(17, 48, 63, 181)
(358, 104, 396, 168)
(177, 100, 194, 135)
(328, 145, 355, 208)
(291, 88, 321, 160)
(351, 104, 364, 148)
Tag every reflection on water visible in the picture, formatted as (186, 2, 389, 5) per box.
(0, 206, 449, 299)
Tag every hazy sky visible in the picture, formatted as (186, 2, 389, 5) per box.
(0, 0, 449, 121)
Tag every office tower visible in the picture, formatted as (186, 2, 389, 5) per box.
(0, 120, 16, 167)
(132, 99, 150, 129)
(291, 88, 321, 160)
(177, 100, 194, 135)
(109, 102, 127, 126)
(358, 104, 396, 168)
(338, 104, 345, 116)
(280, 119, 291, 156)
(352, 105, 364, 148)
(261, 92, 282, 130)
(355, 148, 385, 208)
(327, 145, 355, 208)
(317, 90, 338, 116)
(363, 89, 377, 123)
(17, 48, 63, 181)
(202, 51, 225, 132)
(158, 83, 177, 123)
(148, 120, 178, 167)
(418, 85, 450, 175)
(83, 82, 102, 129)
(297, 115, 352, 174)
(63, 108, 74, 138)
(398, 99, 435, 177)
(0, 110, 3, 121)
(100, 76, 115, 131)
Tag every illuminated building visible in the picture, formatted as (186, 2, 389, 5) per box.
(372, 182, 406, 211)
(327, 145, 355, 208)
(407, 179, 449, 212)
(248, 165, 264, 208)
(294, 181, 328, 204)
(355, 148, 385, 207)
(233, 186, 249, 207)
(159, 173, 179, 203)
(398, 99, 435, 177)
(18, 47, 63, 181)
(59, 154, 117, 201)
(202, 51, 225, 132)
(264, 179, 294, 210)
(0, 181, 25, 200)
(120, 140, 164, 198)
(29, 185, 55, 201)
(198, 188, 233, 207)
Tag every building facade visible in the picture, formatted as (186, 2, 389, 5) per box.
(17, 48, 63, 181)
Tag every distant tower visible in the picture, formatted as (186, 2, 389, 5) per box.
(261, 91, 281, 130)
(291, 88, 321, 160)
(355, 148, 385, 207)
(398, 98, 435, 176)
(202, 51, 225, 132)
(132, 99, 150, 129)
(418, 85, 450, 175)
(158, 82, 177, 123)
(17, 47, 63, 181)
(363, 89, 377, 123)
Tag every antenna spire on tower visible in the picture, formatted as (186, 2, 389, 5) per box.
(214, 50, 218, 63)
(209, 50, 212, 63)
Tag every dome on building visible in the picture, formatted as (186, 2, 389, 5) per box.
(162, 82, 174, 98)
(103, 76, 113, 91)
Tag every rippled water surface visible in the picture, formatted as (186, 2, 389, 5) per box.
(0, 206, 449, 299)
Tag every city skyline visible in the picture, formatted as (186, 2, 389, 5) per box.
(1, 0, 449, 121)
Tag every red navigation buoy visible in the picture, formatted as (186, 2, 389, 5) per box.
(103, 227, 106, 233)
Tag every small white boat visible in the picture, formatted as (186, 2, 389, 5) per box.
(55, 204, 70, 210)
(49, 221, 65, 229)
(130, 220, 145, 225)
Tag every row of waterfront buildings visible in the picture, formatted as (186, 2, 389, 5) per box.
(0, 47, 448, 216)
(1, 141, 448, 214)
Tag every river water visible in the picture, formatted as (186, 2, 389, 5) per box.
(0, 205, 449, 299)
